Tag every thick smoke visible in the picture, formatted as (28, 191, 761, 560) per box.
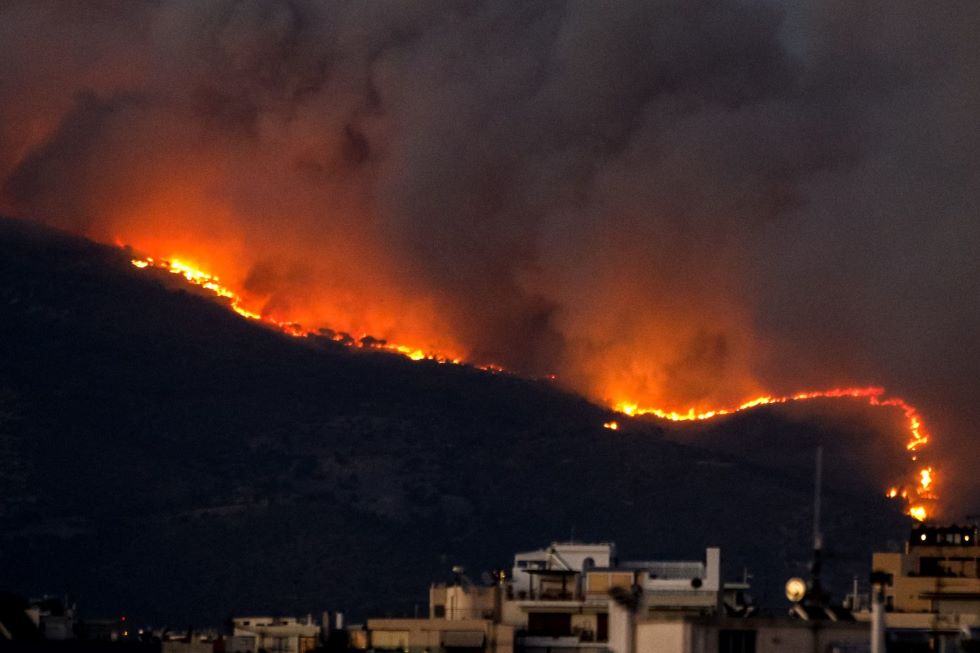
(1, 1, 978, 509)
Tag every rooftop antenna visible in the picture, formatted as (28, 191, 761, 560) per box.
(808, 445, 827, 607)
(787, 446, 830, 615)
(813, 445, 823, 553)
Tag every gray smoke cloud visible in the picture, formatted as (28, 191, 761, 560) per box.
(1, 1, 977, 511)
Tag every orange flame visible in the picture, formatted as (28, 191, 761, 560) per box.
(127, 251, 937, 522)
(129, 255, 478, 366)
(613, 388, 936, 520)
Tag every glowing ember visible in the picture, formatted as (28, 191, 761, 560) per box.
(920, 467, 932, 489)
(127, 249, 938, 522)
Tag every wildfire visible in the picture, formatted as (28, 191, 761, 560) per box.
(128, 255, 466, 365)
(920, 467, 933, 490)
(909, 505, 928, 522)
(614, 388, 937, 521)
(126, 250, 938, 523)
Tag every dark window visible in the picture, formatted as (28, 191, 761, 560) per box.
(719, 629, 756, 653)
(919, 557, 945, 577)
(433, 605, 445, 618)
(527, 612, 571, 637)
(596, 613, 608, 642)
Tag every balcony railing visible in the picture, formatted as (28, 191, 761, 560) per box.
(511, 590, 583, 601)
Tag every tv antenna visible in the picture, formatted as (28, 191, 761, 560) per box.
(807, 445, 828, 607)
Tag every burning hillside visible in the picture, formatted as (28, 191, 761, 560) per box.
(127, 253, 497, 368)
(613, 388, 936, 520)
(1, 2, 976, 515)
(127, 248, 937, 520)
(0, 214, 919, 623)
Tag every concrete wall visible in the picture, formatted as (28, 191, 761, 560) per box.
(635, 621, 690, 653)
(630, 617, 870, 653)
(607, 600, 633, 653)
(366, 618, 513, 653)
(223, 635, 256, 653)
(587, 572, 634, 597)
(447, 585, 496, 620)
(753, 622, 868, 653)
(162, 642, 213, 653)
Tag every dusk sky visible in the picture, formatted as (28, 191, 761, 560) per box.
(1, 1, 977, 512)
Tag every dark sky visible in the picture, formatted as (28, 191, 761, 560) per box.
(0, 1, 977, 512)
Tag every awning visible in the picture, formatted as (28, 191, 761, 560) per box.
(442, 631, 485, 648)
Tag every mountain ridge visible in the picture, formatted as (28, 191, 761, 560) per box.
(0, 216, 909, 626)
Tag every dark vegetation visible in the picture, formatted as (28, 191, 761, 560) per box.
(0, 217, 908, 626)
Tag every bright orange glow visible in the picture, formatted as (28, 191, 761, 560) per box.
(618, 403, 639, 417)
(920, 467, 933, 490)
(613, 387, 936, 521)
(127, 249, 938, 522)
(129, 255, 463, 365)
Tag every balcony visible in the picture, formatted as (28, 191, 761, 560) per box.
(512, 589, 582, 602)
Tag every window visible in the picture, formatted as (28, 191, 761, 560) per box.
(527, 612, 571, 637)
(433, 605, 446, 618)
(919, 557, 943, 577)
(719, 629, 756, 653)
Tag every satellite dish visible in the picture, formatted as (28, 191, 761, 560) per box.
(785, 577, 807, 603)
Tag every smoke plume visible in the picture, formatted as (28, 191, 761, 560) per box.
(1, 1, 978, 509)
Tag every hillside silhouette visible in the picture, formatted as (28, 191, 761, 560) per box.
(0, 217, 909, 626)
